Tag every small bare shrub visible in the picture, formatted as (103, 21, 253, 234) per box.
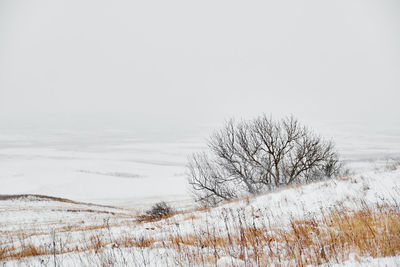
(138, 202, 174, 222)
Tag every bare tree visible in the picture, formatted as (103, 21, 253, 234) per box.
(187, 115, 341, 206)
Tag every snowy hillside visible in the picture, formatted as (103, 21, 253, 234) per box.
(1, 163, 400, 266)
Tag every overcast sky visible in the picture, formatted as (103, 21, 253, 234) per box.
(0, 0, 399, 133)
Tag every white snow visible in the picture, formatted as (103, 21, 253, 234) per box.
(1, 126, 400, 207)
(1, 127, 400, 266)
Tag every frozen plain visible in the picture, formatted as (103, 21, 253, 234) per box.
(0, 127, 207, 209)
(1, 123, 399, 208)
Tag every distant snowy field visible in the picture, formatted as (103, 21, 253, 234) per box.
(0, 124, 400, 208)
(0, 128, 205, 208)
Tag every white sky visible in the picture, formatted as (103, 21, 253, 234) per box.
(0, 0, 399, 133)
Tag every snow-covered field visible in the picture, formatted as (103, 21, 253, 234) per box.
(1, 125, 400, 207)
(0, 128, 208, 208)
(1, 125, 400, 266)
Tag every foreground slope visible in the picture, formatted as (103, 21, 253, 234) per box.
(1, 164, 400, 266)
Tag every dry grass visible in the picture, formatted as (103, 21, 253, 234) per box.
(118, 237, 155, 248)
(385, 160, 400, 171)
(0, 238, 78, 261)
(1, 244, 50, 260)
(183, 214, 199, 221)
(160, 204, 400, 266)
(1, 202, 400, 266)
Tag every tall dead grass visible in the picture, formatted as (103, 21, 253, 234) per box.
(161, 203, 400, 266)
(1, 203, 400, 266)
